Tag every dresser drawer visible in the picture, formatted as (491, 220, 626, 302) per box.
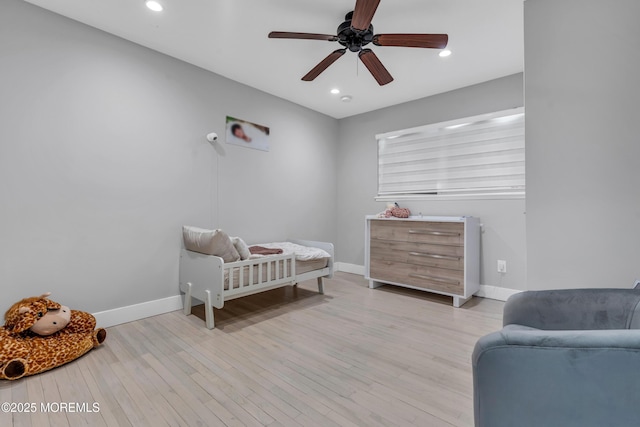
(370, 260, 464, 295)
(371, 220, 464, 246)
(370, 239, 464, 270)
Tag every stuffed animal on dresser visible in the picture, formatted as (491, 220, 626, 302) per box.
(0, 293, 106, 380)
(377, 202, 411, 218)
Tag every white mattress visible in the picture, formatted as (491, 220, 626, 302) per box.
(249, 242, 331, 261)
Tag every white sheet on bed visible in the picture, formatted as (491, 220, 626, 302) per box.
(250, 242, 331, 261)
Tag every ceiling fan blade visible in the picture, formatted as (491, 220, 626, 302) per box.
(358, 49, 393, 86)
(373, 33, 449, 49)
(302, 49, 347, 81)
(351, 0, 381, 31)
(268, 31, 338, 41)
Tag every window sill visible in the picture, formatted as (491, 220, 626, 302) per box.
(375, 192, 525, 202)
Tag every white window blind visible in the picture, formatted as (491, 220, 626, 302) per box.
(376, 107, 525, 199)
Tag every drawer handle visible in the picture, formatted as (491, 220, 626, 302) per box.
(409, 252, 461, 261)
(409, 273, 460, 285)
(409, 230, 460, 237)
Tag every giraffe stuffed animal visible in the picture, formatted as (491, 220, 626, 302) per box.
(0, 293, 106, 380)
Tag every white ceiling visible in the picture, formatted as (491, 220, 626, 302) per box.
(23, 0, 524, 119)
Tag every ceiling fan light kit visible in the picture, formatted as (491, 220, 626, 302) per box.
(268, 0, 448, 86)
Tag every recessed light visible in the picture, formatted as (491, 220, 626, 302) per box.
(330, 88, 340, 94)
(439, 50, 452, 58)
(145, 0, 163, 12)
(340, 95, 352, 102)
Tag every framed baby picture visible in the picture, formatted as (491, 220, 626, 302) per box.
(225, 116, 270, 152)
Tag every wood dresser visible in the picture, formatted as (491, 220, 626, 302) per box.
(365, 215, 480, 307)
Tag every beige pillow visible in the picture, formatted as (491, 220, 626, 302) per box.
(182, 226, 240, 262)
(231, 236, 251, 260)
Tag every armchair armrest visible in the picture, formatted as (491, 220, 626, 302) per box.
(473, 326, 640, 427)
(503, 289, 640, 330)
(474, 325, 640, 360)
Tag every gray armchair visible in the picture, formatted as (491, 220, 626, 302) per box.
(473, 289, 640, 427)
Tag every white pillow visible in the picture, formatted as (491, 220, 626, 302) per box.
(182, 226, 240, 262)
(231, 236, 251, 260)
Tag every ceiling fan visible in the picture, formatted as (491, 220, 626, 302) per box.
(268, 0, 448, 86)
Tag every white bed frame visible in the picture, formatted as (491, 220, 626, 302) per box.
(179, 239, 334, 329)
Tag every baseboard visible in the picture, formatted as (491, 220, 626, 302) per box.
(93, 267, 520, 328)
(475, 285, 521, 301)
(335, 262, 365, 276)
(93, 295, 183, 328)
(335, 263, 519, 302)
(92, 262, 365, 328)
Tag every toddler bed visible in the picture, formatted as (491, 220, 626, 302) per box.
(179, 227, 333, 329)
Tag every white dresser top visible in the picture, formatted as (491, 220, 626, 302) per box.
(366, 215, 472, 222)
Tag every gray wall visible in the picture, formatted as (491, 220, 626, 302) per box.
(4, 1, 523, 319)
(5, 0, 634, 320)
(524, 0, 640, 290)
(336, 74, 527, 290)
(0, 0, 337, 314)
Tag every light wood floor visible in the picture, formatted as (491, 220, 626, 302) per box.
(1, 272, 503, 427)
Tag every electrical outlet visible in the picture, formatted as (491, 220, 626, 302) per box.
(497, 260, 507, 273)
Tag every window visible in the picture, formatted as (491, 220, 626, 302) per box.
(376, 107, 525, 200)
